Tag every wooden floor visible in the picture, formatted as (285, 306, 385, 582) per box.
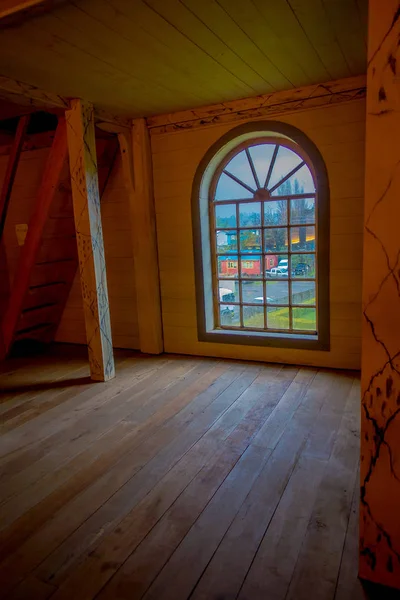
(0, 346, 393, 600)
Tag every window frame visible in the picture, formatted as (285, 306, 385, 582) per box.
(192, 120, 330, 351)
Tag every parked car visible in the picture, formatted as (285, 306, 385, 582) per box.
(266, 267, 288, 278)
(253, 296, 273, 304)
(294, 263, 311, 277)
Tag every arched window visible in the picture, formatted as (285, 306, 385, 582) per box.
(192, 121, 329, 350)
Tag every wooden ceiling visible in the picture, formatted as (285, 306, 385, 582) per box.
(0, 0, 368, 118)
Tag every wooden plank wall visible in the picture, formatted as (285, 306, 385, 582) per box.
(55, 153, 140, 350)
(0, 144, 140, 350)
(151, 99, 365, 369)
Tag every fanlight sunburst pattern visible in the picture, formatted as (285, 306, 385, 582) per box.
(211, 141, 317, 334)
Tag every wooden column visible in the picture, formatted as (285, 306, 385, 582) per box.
(1, 117, 68, 358)
(118, 118, 163, 354)
(66, 99, 115, 381)
(360, 0, 400, 590)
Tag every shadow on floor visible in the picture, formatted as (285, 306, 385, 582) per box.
(361, 579, 400, 598)
(0, 376, 94, 395)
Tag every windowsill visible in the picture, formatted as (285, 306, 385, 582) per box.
(199, 327, 329, 351)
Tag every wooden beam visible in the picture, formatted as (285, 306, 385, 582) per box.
(0, 75, 130, 128)
(118, 119, 163, 354)
(1, 117, 67, 358)
(0, 0, 66, 25)
(147, 75, 367, 134)
(66, 99, 115, 381)
(0, 0, 46, 19)
(0, 114, 29, 242)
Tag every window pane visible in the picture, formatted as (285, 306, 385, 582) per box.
(239, 229, 261, 253)
(216, 230, 237, 254)
(217, 255, 238, 278)
(292, 307, 317, 331)
(264, 200, 287, 226)
(267, 307, 290, 330)
(266, 255, 289, 278)
(248, 143, 277, 188)
(291, 254, 316, 278)
(290, 197, 315, 225)
(264, 228, 288, 253)
(292, 281, 316, 305)
(268, 145, 303, 190)
(215, 203, 236, 228)
(271, 164, 315, 196)
(215, 172, 253, 200)
(290, 226, 315, 251)
(243, 305, 264, 328)
(266, 281, 289, 305)
(224, 150, 257, 190)
(239, 202, 261, 226)
(220, 304, 240, 327)
(241, 255, 261, 278)
(218, 280, 239, 303)
(242, 280, 264, 304)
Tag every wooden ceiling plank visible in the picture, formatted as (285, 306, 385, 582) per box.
(322, 0, 367, 74)
(0, 17, 163, 117)
(147, 75, 366, 133)
(108, 0, 257, 104)
(251, 0, 331, 83)
(287, 0, 353, 80)
(180, 0, 291, 91)
(143, 0, 260, 95)
(53, 1, 210, 107)
(218, 0, 311, 88)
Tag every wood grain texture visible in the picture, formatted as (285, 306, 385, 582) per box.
(0, 348, 365, 599)
(0, 1, 367, 118)
(66, 99, 114, 381)
(360, 0, 400, 590)
(118, 121, 163, 354)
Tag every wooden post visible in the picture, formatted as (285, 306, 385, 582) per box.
(1, 117, 68, 358)
(66, 99, 115, 381)
(0, 114, 29, 241)
(118, 119, 163, 354)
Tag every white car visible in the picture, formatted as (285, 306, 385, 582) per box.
(267, 267, 288, 278)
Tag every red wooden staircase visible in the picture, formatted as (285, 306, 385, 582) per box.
(0, 114, 118, 358)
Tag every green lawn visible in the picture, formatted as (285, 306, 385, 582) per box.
(244, 301, 316, 331)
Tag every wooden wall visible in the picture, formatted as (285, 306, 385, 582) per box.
(55, 154, 139, 350)
(151, 99, 366, 369)
(0, 142, 140, 350)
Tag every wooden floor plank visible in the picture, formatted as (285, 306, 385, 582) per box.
(285, 379, 361, 600)
(93, 375, 294, 599)
(0, 364, 257, 595)
(0, 349, 364, 600)
(34, 366, 269, 599)
(184, 371, 338, 600)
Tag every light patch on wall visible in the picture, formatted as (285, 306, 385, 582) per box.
(15, 223, 28, 246)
